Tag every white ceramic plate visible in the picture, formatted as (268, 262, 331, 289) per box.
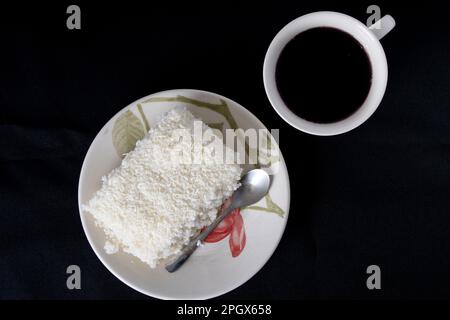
(78, 89, 290, 299)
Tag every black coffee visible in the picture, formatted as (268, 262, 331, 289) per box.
(275, 27, 372, 123)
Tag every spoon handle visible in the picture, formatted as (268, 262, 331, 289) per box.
(165, 205, 235, 273)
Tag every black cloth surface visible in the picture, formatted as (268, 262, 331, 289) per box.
(1, 1, 449, 299)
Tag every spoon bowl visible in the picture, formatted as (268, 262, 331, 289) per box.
(233, 169, 271, 208)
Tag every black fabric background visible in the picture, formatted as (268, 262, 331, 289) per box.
(0, 1, 449, 299)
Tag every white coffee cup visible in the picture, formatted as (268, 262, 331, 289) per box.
(263, 11, 395, 136)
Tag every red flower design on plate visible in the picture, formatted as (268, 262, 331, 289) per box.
(204, 198, 246, 257)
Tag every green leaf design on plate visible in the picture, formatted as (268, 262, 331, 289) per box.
(137, 103, 150, 132)
(112, 110, 146, 157)
(245, 193, 285, 218)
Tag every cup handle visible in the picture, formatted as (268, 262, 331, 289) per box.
(369, 15, 396, 40)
